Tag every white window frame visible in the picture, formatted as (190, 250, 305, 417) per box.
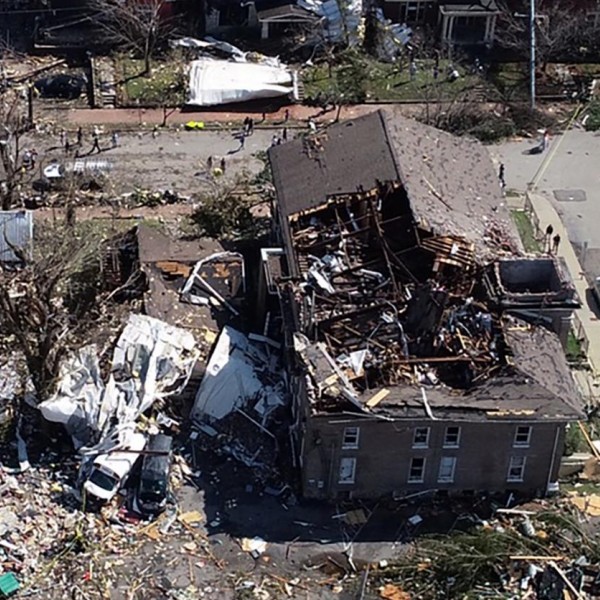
(390, 0, 428, 24)
(408, 457, 426, 483)
(412, 427, 430, 448)
(443, 426, 461, 449)
(513, 426, 532, 448)
(437, 456, 457, 483)
(339, 457, 357, 484)
(507, 456, 527, 483)
(342, 426, 360, 450)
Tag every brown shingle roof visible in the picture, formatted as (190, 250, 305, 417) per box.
(269, 109, 522, 259)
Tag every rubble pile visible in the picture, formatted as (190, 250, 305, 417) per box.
(375, 501, 600, 598)
(286, 185, 515, 407)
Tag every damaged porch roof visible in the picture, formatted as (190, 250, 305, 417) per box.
(269, 109, 521, 260)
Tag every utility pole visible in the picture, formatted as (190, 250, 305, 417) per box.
(529, 0, 536, 110)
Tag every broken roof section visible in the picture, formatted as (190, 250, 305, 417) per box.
(269, 109, 521, 261)
(295, 316, 583, 421)
(137, 224, 245, 361)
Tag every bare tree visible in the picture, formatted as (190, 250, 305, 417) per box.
(497, 1, 592, 71)
(0, 87, 27, 210)
(89, 0, 174, 74)
(0, 221, 134, 402)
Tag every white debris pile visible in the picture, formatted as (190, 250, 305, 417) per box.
(38, 314, 199, 451)
(190, 326, 287, 474)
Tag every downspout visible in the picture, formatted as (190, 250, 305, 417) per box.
(545, 424, 561, 495)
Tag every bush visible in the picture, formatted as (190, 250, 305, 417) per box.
(584, 99, 600, 131)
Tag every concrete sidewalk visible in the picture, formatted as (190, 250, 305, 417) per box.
(527, 191, 600, 382)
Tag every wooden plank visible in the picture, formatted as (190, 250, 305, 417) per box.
(578, 422, 600, 459)
(366, 388, 390, 408)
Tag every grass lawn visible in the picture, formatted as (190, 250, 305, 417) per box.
(116, 56, 186, 107)
(302, 57, 488, 103)
(511, 209, 542, 253)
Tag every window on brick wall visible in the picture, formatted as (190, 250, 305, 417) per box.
(342, 427, 360, 449)
(513, 426, 532, 448)
(412, 427, 430, 448)
(339, 457, 357, 484)
(444, 426, 461, 448)
(507, 456, 527, 482)
(408, 457, 426, 483)
(438, 456, 457, 483)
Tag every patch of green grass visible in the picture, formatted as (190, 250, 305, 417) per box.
(303, 56, 486, 103)
(117, 56, 186, 107)
(511, 210, 541, 253)
(584, 99, 600, 131)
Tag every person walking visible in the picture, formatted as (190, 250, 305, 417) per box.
(65, 139, 71, 155)
(248, 117, 254, 135)
(552, 233, 561, 254)
(220, 157, 226, 173)
(207, 155, 213, 171)
(284, 108, 290, 122)
(498, 163, 505, 188)
(91, 131, 101, 153)
(282, 127, 288, 141)
(111, 131, 119, 148)
(76, 127, 83, 146)
(544, 224, 554, 252)
(59, 129, 66, 147)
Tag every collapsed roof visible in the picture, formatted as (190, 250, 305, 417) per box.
(269, 111, 581, 422)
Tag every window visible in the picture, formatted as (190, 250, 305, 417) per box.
(514, 426, 532, 448)
(408, 457, 426, 483)
(438, 457, 457, 483)
(507, 456, 527, 483)
(444, 426, 461, 448)
(339, 457, 357, 484)
(398, 0, 429, 24)
(412, 427, 430, 448)
(342, 427, 360, 450)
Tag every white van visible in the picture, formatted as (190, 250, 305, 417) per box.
(83, 433, 147, 502)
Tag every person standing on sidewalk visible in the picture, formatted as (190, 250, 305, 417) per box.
(552, 233, 561, 254)
(220, 157, 226, 173)
(498, 163, 505, 188)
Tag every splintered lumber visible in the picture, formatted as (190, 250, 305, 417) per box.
(366, 388, 390, 408)
(578, 422, 600, 459)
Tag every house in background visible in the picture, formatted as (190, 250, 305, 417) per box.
(0, 210, 33, 266)
(267, 109, 583, 501)
(382, 0, 501, 46)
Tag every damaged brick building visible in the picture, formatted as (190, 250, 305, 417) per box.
(267, 109, 583, 501)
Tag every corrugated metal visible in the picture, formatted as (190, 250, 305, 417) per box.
(0, 210, 33, 263)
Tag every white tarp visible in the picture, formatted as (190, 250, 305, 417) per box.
(187, 58, 294, 107)
(39, 314, 198, 450)
(191, 326, 286, 424)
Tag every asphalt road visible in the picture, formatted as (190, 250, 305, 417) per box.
(491, 128, 600, 278)
(26, 128, 279, 196)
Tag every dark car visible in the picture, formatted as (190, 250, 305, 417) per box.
(34, 74, 87, 100)
(134, 434, 173, 517)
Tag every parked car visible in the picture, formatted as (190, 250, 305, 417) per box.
(592, 276, 600, 306)
(34, 74, 87, 100)
(82, 433, 147, 503)
(133, 434, 173, 517)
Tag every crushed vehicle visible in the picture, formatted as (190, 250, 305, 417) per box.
(132, 433, 173, 517)
(34, 73, 87, 99)
(81, 431, 147, 503)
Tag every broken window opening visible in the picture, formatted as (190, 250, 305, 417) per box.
(342, 426, 360, 449)
(408, 457, 426, 483)
(339, 457, 357, 484)
(513, 426, 532, 448)
(507, 456, 526, 482)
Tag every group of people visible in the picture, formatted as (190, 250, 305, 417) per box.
(57, 126, 120, 156)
